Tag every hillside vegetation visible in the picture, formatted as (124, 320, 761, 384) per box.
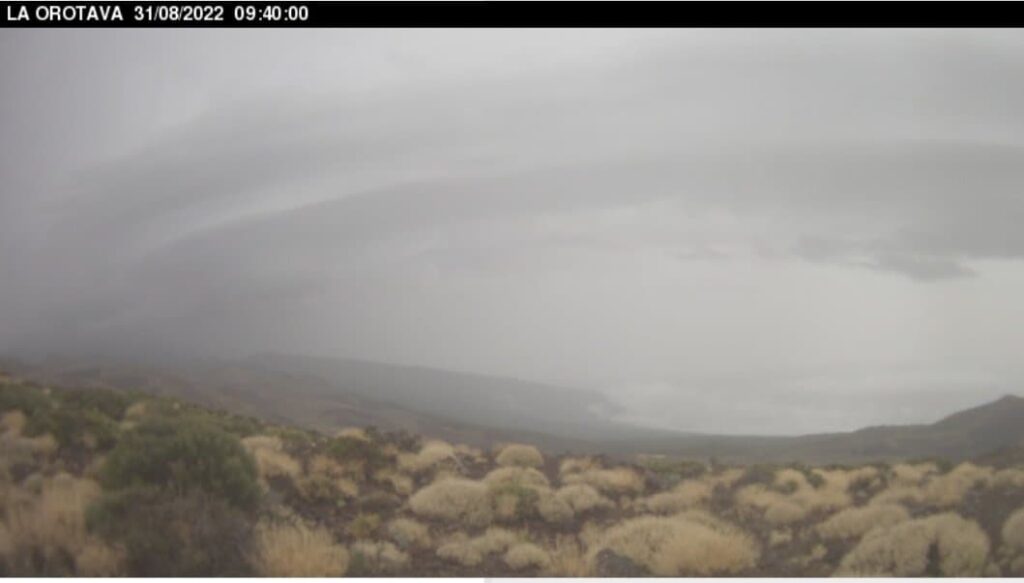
(3, 374, 1024, 576)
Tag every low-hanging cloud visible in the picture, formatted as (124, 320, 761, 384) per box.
(3, 29, 1024, 432)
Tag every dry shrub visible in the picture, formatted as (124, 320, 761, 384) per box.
(309, 453, 346, 478)
(347, 513, 381, 540)
(437, 539, 483, 566)
(641, 480, 711, 514)
(0, 410, 26, 436)
(495, 443, 544, 468)
(890, 462, 939, 486)
(869, 484, 924, 506)
(473, 526, 520, 555)
(254, 522, 350, 578)
(764, 499, 808, 525)
(546, 535, 591, 576)
(921, 463, 993, 507)
(817, 503, 910, 540)
(254, 450, 301, 480)
(122, 401, 147, 421)
(1003, 507, 1024, 553)
(556, 483, 613, 514)
(537, 491, 574, 524)
(559, 456, 599, 476)
(704, 467, 745, 489)
(336, 426, 369, 441)
(504, 542, 550, 571)
(590, 514, 759, 576)
(769, 529, 792, 547)
(434, 527, 521, 565)
(775, 468, 811, 491)
(386, 517, 431, 550)
(397, 440, 455, 475)
(2, 473, 108, 575)
(836, 512, 990, 576)
(409, 478, 493, 527)
(483, 466, 550, 489)
(74, 540, 125, 576)
(994, 468, 1024, 489)
(241, 435, 301, 480)
(388, 472, 414, 495)
(350, 540, 409, 574)
(563, 467, 644, 495)
(735, 468, 850, 524)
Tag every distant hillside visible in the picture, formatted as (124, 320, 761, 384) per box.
(613, 394, 1024, 464)
(3, 354, 1024, 464)
(247, 353, 625, 441)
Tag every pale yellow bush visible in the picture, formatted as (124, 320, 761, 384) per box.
(74, 540, 125, 576)
(336, 426, 369, 441)
(890, 462, 938, 486)
(817, 503, 910, 540)
(397, 440, 456, 475)
(836, 513, 990, 576)
(555, 483, 612, 514)
(0, 410, 26, 436)
(409, 478, 493, 527)
(483, 466, 550, 489)
(253, 520, 349, 576)
(336, 477, 359, 498)
(919, 463, 993, 507)
(994, 468, 1024, 489)
(122, 401, 147, 420)
(563, 467, 644, 495)
(350, 540, 409, 573)
(537, 491, 574, 524)
(769, 529, 792, 547)
(473, 526, 520, 555)
(242, 435, 301, 480)
(546, 535, 591, 576)
(309, 454, 345, 478)
(387, 517, 431, 550)
(254, 449, 302, 480)
(704, 467, 745, 489)
(1003, 507, 1024, 553)
(559, 456, 599, 476)
(437, 540, 483, 566)
(764, 499, 808, 525)
(871, 463, 992, 508)
(435, 527, 519, 567)
(504, 542, 551, 570)
(2, 474, 107, 573)
(775, 468, 811, 491)
(590, 514, 759, 575)
(641, 480, 711, 514)
(495, 443, 544, 468)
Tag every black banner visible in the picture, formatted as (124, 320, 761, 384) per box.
(0, 1, 1020, 28)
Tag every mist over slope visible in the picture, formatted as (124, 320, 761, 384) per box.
(4, 353, 1024, 464)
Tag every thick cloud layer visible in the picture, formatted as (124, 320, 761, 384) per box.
(3, 29, 1024, 433)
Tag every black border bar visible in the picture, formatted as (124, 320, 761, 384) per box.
(1, 1, 1021, 28)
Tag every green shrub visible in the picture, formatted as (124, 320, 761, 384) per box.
(87, 487, 255, 576)
(26, 408, 120, 450)
(0, 383, 51, 417)
(328, 436, 389, 470)
(54, 388, 135, 419)
(100, 417, 260, 511)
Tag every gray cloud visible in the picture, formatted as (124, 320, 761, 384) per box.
(4, 29, 1024, 432)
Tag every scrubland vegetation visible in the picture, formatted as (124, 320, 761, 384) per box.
(3, 375, 1024, 576)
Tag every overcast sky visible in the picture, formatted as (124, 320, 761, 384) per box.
(3, 29, 1024, 434)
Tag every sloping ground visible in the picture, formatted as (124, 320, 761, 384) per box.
(3, 375, 1024, 577)
(4, 355, 1024, 464)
